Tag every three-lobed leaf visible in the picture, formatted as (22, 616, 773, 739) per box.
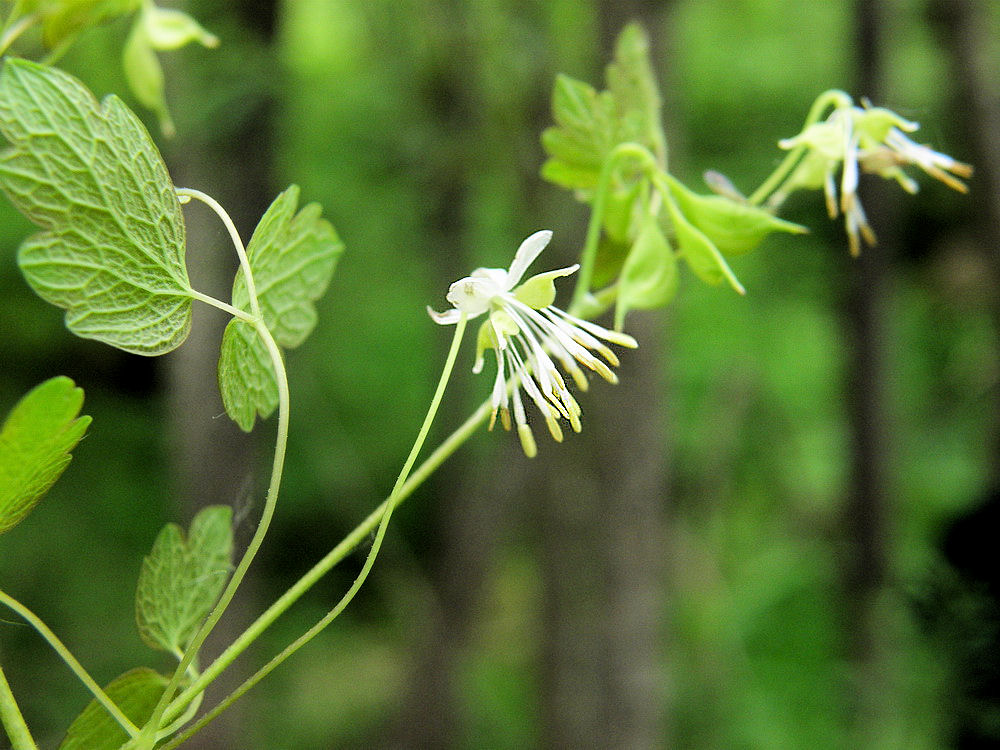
(0, 58, 194, 355)
(219, 184, 343, 431)
(541, 23, 665, 194)
(59, 668, 166, 750)
(0, 377, 90, 535)
(135, 505, 234, 657)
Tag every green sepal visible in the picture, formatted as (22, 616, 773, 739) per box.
(122, 14, 174, 136)
(614, 214, 677, 330)
(602, 178, 644, 245)
(664, 191, 745, 294)
(141, 4, 219, 50)
(0, 377, 90, 535)
(514, 268, 576, 310)
(135, 506, 233, 656)
(662, 173, 806, 255)
(0, 58, 193, 355)
(59, 668, 167, 750)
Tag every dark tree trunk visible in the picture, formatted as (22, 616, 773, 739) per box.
(161, 2, 279, 746)
(539, 4, 671, 748)
(839, 1, 895, 742)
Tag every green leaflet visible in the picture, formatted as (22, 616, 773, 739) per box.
(134, 506, 233, 657)
(0, 377, 90, 535)
(541, 23, 664, 194)
(0, 58, 194, 355)
(59, 668, 166, 750)
(219, 185, 343, 431)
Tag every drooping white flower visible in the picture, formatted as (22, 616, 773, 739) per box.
(777, 98, 971, 255)
(429, 230, 637, 457)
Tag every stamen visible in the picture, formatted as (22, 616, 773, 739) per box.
(518, 423, 538, 458)
(546, 414, 564, 442)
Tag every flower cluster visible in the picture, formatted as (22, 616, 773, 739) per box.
(776, 99, 972, 256)
(429, 230, 637, 457)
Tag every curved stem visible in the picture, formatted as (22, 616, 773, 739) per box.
(175, 187, 262, 320)
(570, 142, 660, 314)
(139, 192, 287, 747)
(747, 88, 853, 207)
(159, 389, 492, 728)
(160, 314, 469, 749)
(0, 665, 38, 750)
(187, 289, 256, 323)
(0, 590, 138, 737)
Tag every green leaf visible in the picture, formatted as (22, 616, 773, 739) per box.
(663, 173, 806, 255)
(218, 318, 277, 432)
(0, 58, 193, 355)
(615, 215, 677, 329)
(60, 668, 166, 750)
(135, 506, 233, 656)
(606, 22, 666, 164)
(219, 185, 343, 430)
(141, 4, 219, 50)
(0, 377, 90, 535)
(541, 23, 666, 194)
(540, 74, 617, 191)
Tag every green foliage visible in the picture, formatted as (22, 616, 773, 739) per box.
(30, 0, 141, 51)
(541, 22, 664, 195)
(219, 185, 343, 431)
(0, 58, 194, 355)
(134, 505, 233, 657)
(0, 376, 90, 535)
(59, 667, 166, 750)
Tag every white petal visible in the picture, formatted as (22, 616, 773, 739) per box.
(427, 306, 462, 325)
(506, 230, 553, 289)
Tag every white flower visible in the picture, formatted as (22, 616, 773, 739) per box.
(429, 230, 637, 457)
(778, 99, 971, 256)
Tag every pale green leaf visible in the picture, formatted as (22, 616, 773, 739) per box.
(135, 506, 233, 655)
(59, 668, 166, 750)
(0, 377, 90, 535)
(234, 185, 343, 348)
(220, 185, 342, 431)
(122, 17, 175, 137)
(0, 58, 193, 355)
(217, 318, 276, 433)
(606, 22, 666, 163)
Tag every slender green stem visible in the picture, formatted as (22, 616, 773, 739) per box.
(0, 665, 38, 750)
(139, 193, 288, 748)
(570, 142, 660, 314)
(176, 187, 262, 320)
(161, 315, 469, 749)
(747, 88, 853, 207)
(187, 289, 256, 323)
(159, 389, 493, 729)
(0, 590, 138, 737)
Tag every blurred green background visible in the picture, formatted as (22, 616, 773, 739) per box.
(2, 0, 998, 748)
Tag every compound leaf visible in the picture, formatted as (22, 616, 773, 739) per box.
(135, 506, 233, 656)
(0, 377, 90, 536)
(60, 667, 166, 750)
(0, 58, 194, 355)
